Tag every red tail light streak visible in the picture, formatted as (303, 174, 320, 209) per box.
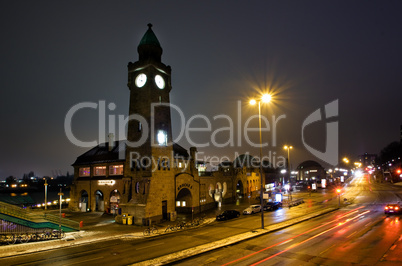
(222, 207, 368, 266)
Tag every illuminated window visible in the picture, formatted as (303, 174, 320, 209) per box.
(94, 166, 107, 176)
(198, 164, 207, 173)
(181, 201, 186, 207)
(109, 165, 123, 175)
(176, 201, 181, 207)
(79, 167, 90, 177)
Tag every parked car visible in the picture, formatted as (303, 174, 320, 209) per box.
(263, 202, 281, 211)
(384, 203, 402, 214)
(243, 204, 261, 215)
(216, 210, 241, 221)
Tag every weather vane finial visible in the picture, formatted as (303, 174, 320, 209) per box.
(147, 23, 153, 29)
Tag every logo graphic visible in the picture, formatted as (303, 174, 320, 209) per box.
(64, 100, 289, 170)
(301, 99, 339, 166)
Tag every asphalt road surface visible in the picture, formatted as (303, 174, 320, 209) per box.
(174, 175, 402, 265)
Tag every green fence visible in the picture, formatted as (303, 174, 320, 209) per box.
(0, 201, 79, 232)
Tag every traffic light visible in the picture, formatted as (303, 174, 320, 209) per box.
(336, 188, 342, 207)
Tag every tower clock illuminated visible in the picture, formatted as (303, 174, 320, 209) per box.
(155, 74, 165, 89)
(135, 73, 147, 87)
(157, 130, 167, 146)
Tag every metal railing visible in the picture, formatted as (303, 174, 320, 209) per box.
(0, 201, 79, 232)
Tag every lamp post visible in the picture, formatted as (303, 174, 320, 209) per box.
(58, 188, 64, 236)
(44, 179, 48, 210)
(250, 94, 272, 229)
(283, 145, 293, 185)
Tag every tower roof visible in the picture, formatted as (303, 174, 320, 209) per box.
(137, 23, 163, 62)
(138, 23, 161, 48)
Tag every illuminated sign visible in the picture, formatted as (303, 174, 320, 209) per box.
(321, 179, 326, 188)
(98, 180, 116, 186)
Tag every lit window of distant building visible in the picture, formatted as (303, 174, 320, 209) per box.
(94, 166, 107, 176)
(79, 167, 90, 177)
(109, 165, 124, 175)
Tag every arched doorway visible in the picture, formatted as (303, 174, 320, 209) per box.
(80, 190, 88, 212)
(109, 190, 121, 214)
(95, 190, 104, 212)
(176, 188, 192, 214)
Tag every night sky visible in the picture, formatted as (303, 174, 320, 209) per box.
(1, 1, 401, 179)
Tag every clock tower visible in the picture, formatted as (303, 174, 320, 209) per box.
(125, 23, 173, 178)
(71, 24, 233, 224)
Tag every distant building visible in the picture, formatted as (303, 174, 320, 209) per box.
(358, 153, 377, 167)
(296, 160, 325, 182)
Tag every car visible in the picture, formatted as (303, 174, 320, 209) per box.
(243, 204, 261, 215)
(263, 202, 281, 211)
(216, 210, 240, 221)
(384, 204, 402, 214)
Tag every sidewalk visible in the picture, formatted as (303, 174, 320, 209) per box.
(0, 189, 335, 260)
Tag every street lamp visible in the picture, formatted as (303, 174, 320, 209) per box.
(283, 145, 293, 185)
(44, 178, 48, 210)
(250, 93, 272, 229)
(58, 188, 64, 236)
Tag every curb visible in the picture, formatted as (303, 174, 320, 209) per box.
(132, 207, 338, 266)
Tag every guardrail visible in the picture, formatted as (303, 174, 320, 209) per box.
(282, 198, 304, 207)
(0, 201, 79, 232)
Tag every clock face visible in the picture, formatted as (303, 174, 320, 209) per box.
(155, 74, 165, 89)
(135, 73, 147, 87)
(157, 130, 167, 146)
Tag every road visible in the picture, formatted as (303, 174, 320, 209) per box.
(0, 204, 332, 265)
(174, 175, 402, 265)
(1, 174, 402, 265)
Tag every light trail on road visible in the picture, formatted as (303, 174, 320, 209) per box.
(250, 210, 370, 266)
(221, 206, 366, 266)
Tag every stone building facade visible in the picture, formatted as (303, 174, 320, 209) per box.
(69, 24, 267, 225)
